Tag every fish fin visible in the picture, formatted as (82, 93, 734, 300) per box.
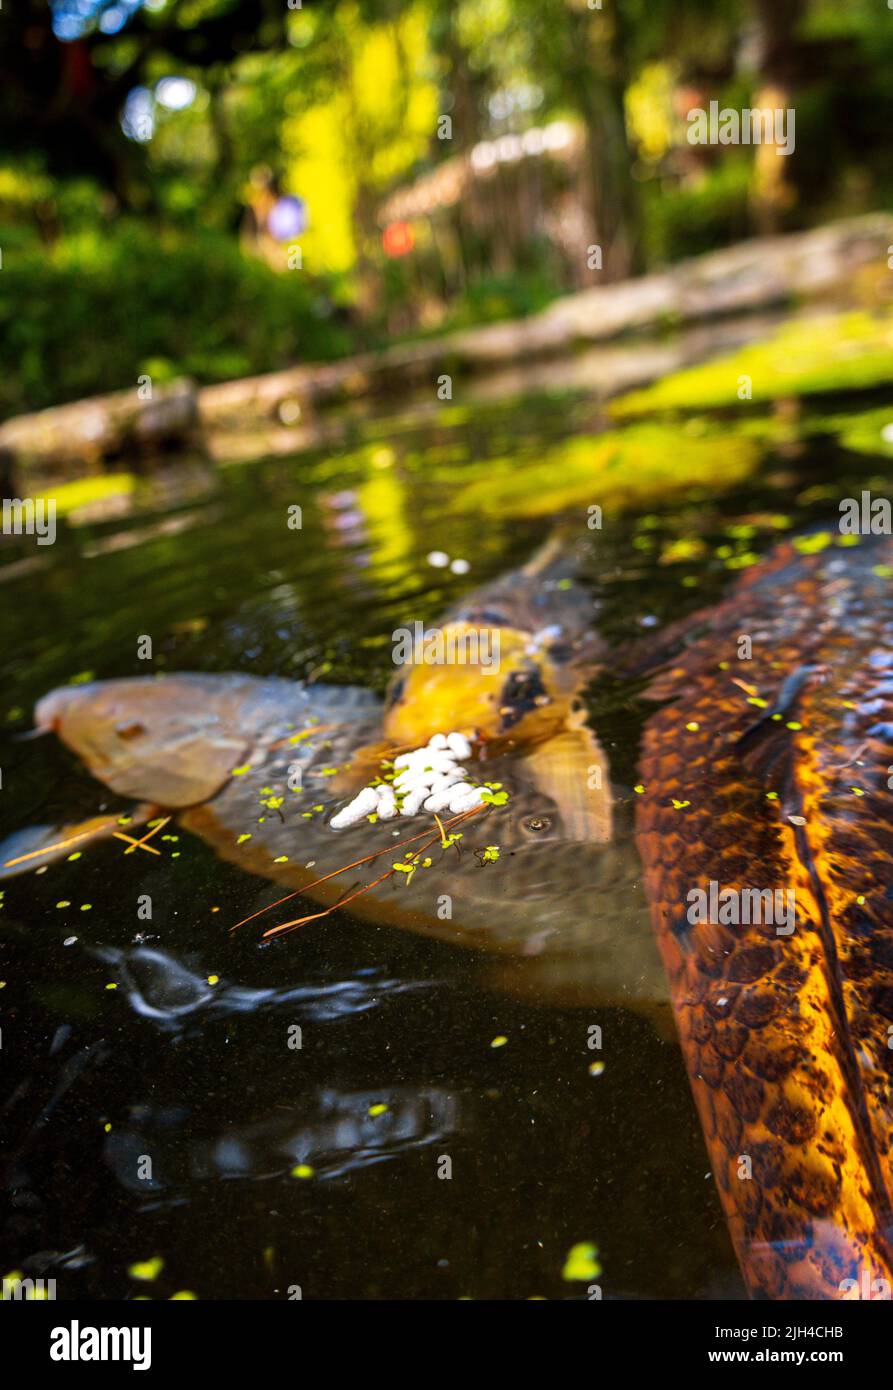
(736, 720, 796, 801)
(520, 528, 577, 581)
(617, 605, 725, 689)
(0, 805, 155, 879)
(734, 664, 824, 808)
(523, 721, 612, 843)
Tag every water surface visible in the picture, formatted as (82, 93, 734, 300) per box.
(2, 373, 890, 1299)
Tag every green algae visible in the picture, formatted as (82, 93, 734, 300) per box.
(609, 311, 893, 418)
(452, 421, 764, 519)
(561, 1242, 601, 1282)
(37, 474, 135, 517)
(810, 405, 893, 460)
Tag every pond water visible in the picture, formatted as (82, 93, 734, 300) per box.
(1, 370, 890, 1300)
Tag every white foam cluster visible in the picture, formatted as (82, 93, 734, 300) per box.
(329, 731, 484, 829)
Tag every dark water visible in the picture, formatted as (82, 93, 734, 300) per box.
(1, 381, 890, 1300)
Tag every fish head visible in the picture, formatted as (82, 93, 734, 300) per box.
(382, 622, 577, 747)
(34, 674, 273, 807)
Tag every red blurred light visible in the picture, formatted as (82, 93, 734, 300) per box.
(382, 221, 414, 258)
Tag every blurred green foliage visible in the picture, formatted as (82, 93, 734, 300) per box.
(639, 158, 752, 264)
(2, 0, 893, 415)
(0, 221, 351, 413)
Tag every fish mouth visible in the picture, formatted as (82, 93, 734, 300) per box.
(34, 687, 75, 731)
(34, 682, 101, 733)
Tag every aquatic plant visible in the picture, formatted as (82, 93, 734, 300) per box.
(609, 310, 893, 417)
(452, 421, 763, 519)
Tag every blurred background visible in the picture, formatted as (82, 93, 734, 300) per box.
(2, 0, 891, 417)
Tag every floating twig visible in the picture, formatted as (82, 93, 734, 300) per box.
(229, 804, 486, 938)
(2, 819, 121, 869)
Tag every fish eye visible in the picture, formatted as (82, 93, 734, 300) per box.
(499, 668, 547, 727)
(115, 721, 146, 741)
(522, 815, 552, 834)
(503, 670, 545, 703)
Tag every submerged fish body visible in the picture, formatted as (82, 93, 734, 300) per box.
(24, 674, 659, 1009)
(20, 542, 663, 1013)
(635, 534, 893, 1298)
(17, 528, 893, 1299)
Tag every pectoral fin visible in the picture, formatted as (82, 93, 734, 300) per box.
(734, 664, 825, 812)
(523, 720, 612, 843)
(0, 806, 155, 879)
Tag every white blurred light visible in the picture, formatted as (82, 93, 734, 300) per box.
(543, 121, 573, 151)
(496, 134, 523, 162)
(470, 141, 497, 172)
(278, 398, 303, 425)
(517, 84, 544, 111)
(156, 77, 198, 111)
(122, 87, 156, 143)
(53, 15, 83, 39)
(99, 5, 128, 33)
(471, 121, 573, 172)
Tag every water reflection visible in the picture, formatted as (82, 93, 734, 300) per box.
(93, 945, 430, 1029)
(3, 376, 881, 1298)
(106, 1086, 460, 1192)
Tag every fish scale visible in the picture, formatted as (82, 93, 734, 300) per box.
(184, 720, 644, 960)
(635, 534, 893, 1298)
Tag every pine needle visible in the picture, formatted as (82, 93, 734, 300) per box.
(230, 804, 486, 937)
(4, 817, 123, 868)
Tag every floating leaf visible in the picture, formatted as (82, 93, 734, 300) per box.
(562, 1242, 601, 1282)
